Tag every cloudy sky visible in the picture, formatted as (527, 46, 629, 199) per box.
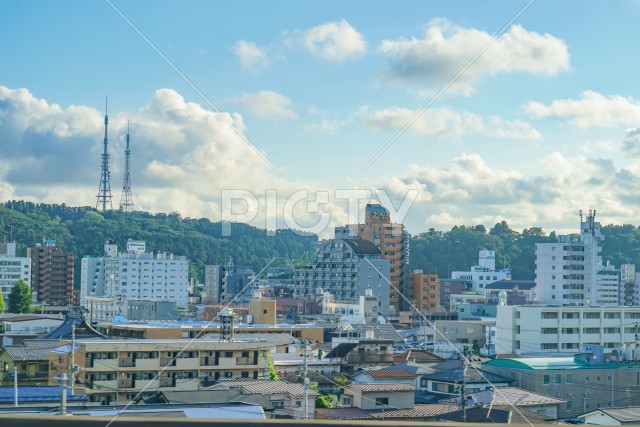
(2, 0, 640, 237)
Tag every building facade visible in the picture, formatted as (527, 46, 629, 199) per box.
(49, 338, 274, 405)
(80, 240, 189, 310)
(496, 305, 640, 358)
(204, 265, 256, 304)
(335, 203, 410, 318)
(410, 270, 440, 313)
(294, 238, 390, 317)
(451, 250, 511, 292)
(0, 242, 31, 304)
(535, 212, 620, 307)
(27, 240, 74, 306)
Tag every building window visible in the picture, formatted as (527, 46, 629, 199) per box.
(295, 400, 302, 408)
(566, 401, 572, 411)
(555, 374, 562, 384)
(543, 375, 550, 385)
(375, 397, 389, 406)
(566, 374, 573, 384)
(273, 401, 285, 409)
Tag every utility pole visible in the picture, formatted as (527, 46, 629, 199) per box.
(461, 353, 468, 423)
(70, 323, 75, 396)
(13, 366, 17, 407)
(54, 372, 68, 415)
(303, 340, 309, 420)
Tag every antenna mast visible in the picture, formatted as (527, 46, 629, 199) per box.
(96, 97, 113, 211)
(119, 121, 134, 212)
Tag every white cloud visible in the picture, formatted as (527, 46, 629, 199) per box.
(374, 151, 640, 235)
(361, 106, 541, 139)
(523, 90, 640, 128)
(232, 40, 270, 71)
(378, 19, 569, 94)
(289, 19, 366, 62)
(229, 90, 297, 119)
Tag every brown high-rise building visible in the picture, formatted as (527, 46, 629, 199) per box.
(410, 270, 440, 313)
(334, 203, 410, 318)
(28, 240, 75, 306)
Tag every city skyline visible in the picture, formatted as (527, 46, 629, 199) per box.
(3, 1, 640, 237)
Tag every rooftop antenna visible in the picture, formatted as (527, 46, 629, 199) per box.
(96, 97, 113, 212)
(119, 120, 134, 212)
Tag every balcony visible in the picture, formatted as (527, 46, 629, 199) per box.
(236, 357, 255, 366)
(160, 357, 176, 367)
(119, 358, 135, 368)
(159, 377, 175, 388)
(118, 378, 134, 388)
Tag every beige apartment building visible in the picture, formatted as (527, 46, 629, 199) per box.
(49, 338, 274, 405)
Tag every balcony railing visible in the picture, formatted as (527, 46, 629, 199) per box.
(119, 358, 135, 368)
(160, 357, 176, 367)
(118, 378, 134, 388)
(159, 377, 174, 387)
(236, 357, 254, 366)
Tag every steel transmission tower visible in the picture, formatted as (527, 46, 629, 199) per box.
(119, 122, 134, 212)
(96, 98, 112, 211)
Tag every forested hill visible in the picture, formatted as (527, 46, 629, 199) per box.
(0, 201, 318, 283)
(2, 201, 640, 283)
(409, 222, 640, 280)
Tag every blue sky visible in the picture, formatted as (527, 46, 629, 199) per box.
(3, 0, 640, 237)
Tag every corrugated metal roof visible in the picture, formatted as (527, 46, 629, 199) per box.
(439, 387, 566, 406)
(424, 367, 513, 384)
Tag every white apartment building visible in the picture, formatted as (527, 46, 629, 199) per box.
(496, 305, 640, 359)
(321, 288, 379, 325)
(0, 242, 31, 302)
(451, 250, 510, 292)
(535, 211, 620, 306)
(80, 240, 189, 311)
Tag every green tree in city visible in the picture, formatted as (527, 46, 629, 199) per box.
(0, 290, 5, 312)
(8, 279, 32, 314)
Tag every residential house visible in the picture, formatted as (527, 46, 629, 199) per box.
(342, 383, 417, 410)
(207, 379, 318, 419)
(353, 368, 416, 386)
(440, 386, 566, 419)
(324, 338, 394, 373)
(423, 366, 513, 396)
(0, 339, 61, 385)
(580, 407, 640, 425)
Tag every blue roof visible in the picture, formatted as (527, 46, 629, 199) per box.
(0, 386, 87, 402)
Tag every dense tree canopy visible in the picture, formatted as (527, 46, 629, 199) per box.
(2, 201, 640, 284)
(8, 279, 32, 314)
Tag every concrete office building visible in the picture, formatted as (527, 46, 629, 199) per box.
(294, 238, 391, 317)
(80, 240, 189, 310)
(496, 305, 640, 359)
(535, 211, 620, 306)
(0, 242, 31, 304)
(28, 240, 74, 306)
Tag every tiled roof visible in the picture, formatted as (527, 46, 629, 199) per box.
(347, 383, 417, 392)
(3, 339, 62, 361)
(364, 369, 415, 379)
(0, 315, 62, 323)
(369, 404, 459, 419)
(439, 387, 566, 406)
(316, 407, 373, 420)
(393, 350, 445, 364)
(155, 390, 273, 409)
(317, 404, 459, 420)
(424, 367, 513, 384)
(214, 380, 319, 397)
(587, 407, 640, 422)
